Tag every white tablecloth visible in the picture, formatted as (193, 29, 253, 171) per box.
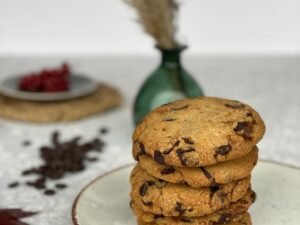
(0, 56, 299, 225)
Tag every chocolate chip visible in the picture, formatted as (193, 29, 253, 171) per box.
(176, 148, 195, 166)
(44, 189, 55, 196)
(172, 105, 189, 110)
(180, 217, 191, 222)
(175, 202, 185, 215)
(215, 145, 232, 156)
(154, 214, 165, 220)
(139, 181, 154, 196)
(135, 142, 146, 160)
(234, 122, 253, 140)
(217, 214, 231, 224)
(161, 167, 175, 175)
(16, 133, 106, 194)
(8, 182, 20, 188)
(210, 181, 220, 194)
(182, 137, 194, 144)
(162, 140, 180, 154)
(142, 200, 153, 206)
(164, 118, 176, 122)
(154, 151, 165, 164)
(224, 103, 245, 109)
(0, 208, 38, 225)
(200, 167, 212, 179)
(246, 112, 253, 117)
(250, 191, 256, 203)
(55, 183, 67, 189)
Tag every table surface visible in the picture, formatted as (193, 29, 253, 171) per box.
(0, 55, 299, 225)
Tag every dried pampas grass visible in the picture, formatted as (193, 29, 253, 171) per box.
(124, 0, 180, 49)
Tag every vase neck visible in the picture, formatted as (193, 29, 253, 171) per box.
(158, 46, 186, 66)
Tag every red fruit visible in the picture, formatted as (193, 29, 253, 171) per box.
(19, 63, 71, 92)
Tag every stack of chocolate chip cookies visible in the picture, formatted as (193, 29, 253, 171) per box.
(130, 97, 265, 225)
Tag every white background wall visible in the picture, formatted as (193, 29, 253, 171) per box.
(0, 0, 300, 56)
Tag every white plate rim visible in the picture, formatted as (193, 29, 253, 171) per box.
(71, 160, 300, 225)
(0, 74, 98, 102)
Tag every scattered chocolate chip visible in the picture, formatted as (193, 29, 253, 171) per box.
(182, 137, 194, 144)
(0, 208, 37, 225)
(224, 103, 245, 109)
(55, 183, 67, 189)
(154, 151, 165, 164)
(188, 208, 193, 212)
(44, 189, 55, 196)
(176, 148, 195, 166)
(142, 200, 153, 206)
(161, 167, 175, 175)
(200, 167, 212, 179)
(172, 105, 189, 111)
(8, 182, 19, 188)
(164, 118, 176, 122)
(234, 122, 253, 140)
(15, 131, 106, 194)
(22, 140, 31, 147)
(99, 127, 109, 134)
(215, 145, 232, 156)
(175, 202, 186, 215)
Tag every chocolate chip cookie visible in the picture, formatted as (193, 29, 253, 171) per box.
(132, 189, 255, 225)
(137, 213, 252, 225)
(139, 147, 258, 187)
(130, 165, 251, 217)
(133, 97, 265, 167)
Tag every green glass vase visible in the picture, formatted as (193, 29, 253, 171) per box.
(133, 46, 204, 125)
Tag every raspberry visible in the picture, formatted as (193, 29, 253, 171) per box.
(18, 63, 71, 92)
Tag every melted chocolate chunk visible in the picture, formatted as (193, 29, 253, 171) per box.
(176, 148, 195, 166)
(246, 112, 253, 117)
(182, 137, 194, 144)
(154, 214, 165, 220)
(234, 122, 253, 140)
(224, 103, 245, 109)
(215, 145, 232, 156)
(0, 209, 37, 225)
(210, 181, 220, 194)
(175, 202, 186, 215)
(142, 200, 153, 206)
(139, 181, 155, 196)
(217, 214, 231, 224)
(162, 140, 180, 155)
(161, 167, 175, 175)
(164, 118, 176, 122)
(200, 167, 212, 179)
(154, 151, 165, 164)
(172, 105, 189, 111)
(129, 200, 133, 208)
(44, 189, 55, 196)
(250, 191, 256, 203)
(180, 217, 192, 222)
(135, 142, 146, 160)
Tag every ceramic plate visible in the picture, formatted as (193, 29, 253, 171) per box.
(72, 161, 300, 225)
(0, 75, 98, 101)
